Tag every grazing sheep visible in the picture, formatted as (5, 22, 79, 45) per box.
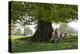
(50, 29, 59, 43)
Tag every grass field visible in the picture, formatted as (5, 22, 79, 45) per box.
(10, 35, 78, 53)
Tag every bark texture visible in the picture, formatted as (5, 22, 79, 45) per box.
(31, 20, 53, 42)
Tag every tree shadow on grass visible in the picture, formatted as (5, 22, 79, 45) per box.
(11, 36, 78, 53)
(13, 36, 33, 46)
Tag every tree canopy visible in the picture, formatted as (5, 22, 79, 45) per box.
(10, 1, 78, 24)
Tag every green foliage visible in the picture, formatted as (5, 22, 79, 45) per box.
(10, 1, 78, 24)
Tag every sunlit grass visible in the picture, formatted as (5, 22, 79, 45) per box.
(10, 35, 78, 53)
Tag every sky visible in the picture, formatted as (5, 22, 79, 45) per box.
(68, 21, 78, 31)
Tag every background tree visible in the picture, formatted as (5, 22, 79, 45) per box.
(15, 28, 22, 36)
(9, 1, 78, 42)
(23, 27, 33, 36)
(10, 23, 16, 35)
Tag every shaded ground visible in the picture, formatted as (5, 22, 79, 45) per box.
(10, 35, 78, 53)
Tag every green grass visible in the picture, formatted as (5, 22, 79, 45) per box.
(10, 35, 78, 53)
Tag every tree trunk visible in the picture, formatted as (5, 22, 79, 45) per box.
(31, 20, 53, 42)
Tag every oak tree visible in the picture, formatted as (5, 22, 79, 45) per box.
(9, 1, 78, 42)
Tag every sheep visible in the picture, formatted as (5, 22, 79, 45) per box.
(50, 29, 59, 43)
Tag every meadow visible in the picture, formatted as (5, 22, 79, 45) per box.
(10, 35, 78, 53)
